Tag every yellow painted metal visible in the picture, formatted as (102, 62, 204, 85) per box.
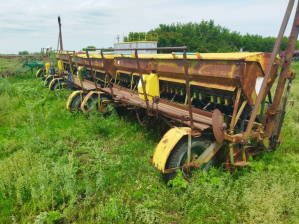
(137, 73, 159, 101)
(44, 75, 55, 87)
(89, 54, 118, 59)
(152, 127, 192, 173)
(57, 60, 64, 71)
(234, 100, 248, 126)
(66, 90, 83, 110)
(80, 91, 103, 111)
(36, 69, 42, 78)
(49, 78, 63, 90)
(118, 52, 264, 60)
(117, 52, 271, 73)
(45, 62, 50, 75)
(77, 66, 84, 83)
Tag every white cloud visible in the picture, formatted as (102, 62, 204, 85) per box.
(0, 0, 297, 54)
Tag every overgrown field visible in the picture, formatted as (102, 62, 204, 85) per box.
(0, 60, 299, 223)
(0, 58, 24, 73)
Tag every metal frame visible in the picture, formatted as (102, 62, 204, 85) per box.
(86, 47, 193, 126)
(243, 0, 297, 143)
(53, 0, 299, 174)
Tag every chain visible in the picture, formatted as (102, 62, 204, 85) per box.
(135, 107, 151, 127)
(153, 96, 160, 120)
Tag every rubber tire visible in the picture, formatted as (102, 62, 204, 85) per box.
(163, 135, 216, 184)
(44, 76, 54, 87)
(86, 94, 112, 111)
(52, 81, 66, 92)
(37, 69, 45, 78)
(70, 94, 87, 110)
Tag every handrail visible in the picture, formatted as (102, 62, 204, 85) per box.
(86, 47, 188, 51)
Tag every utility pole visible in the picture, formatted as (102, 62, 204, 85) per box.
(116, 35, 120, 43)
(58, 16, 63, 50)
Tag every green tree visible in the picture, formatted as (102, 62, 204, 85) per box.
(82, 46, 96, 51)
(18, 51, 29, 55)
(146, 20, 297, 53)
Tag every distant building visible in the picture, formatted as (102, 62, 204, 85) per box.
(114, 32, 158, 54)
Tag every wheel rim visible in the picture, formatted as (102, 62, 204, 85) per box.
(84, 97, 98, 111)
(179, 146, 207, 178)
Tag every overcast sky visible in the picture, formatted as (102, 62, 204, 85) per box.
(0, 0, 298, 54)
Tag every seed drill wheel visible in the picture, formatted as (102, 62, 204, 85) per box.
(70, 94, 87, 111)
(37, 69, 46, 78)
(225, 148, 250, 173)
(84, 94, 112, 111)
(52, 81, 67, 92)
(163, 136, 217, 184)
(44, 76, 54, 87)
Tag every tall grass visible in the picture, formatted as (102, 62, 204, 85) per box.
(0, 62, 299, 223)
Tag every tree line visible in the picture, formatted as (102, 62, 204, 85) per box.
(127, 20, 299, 53)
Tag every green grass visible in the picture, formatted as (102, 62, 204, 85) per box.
(0, 61, 299, 223)
(0, 58, 24, 73)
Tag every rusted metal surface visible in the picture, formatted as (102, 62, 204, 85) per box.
(234, 100, 247, 126)
(64, 75, 96, 90)
(54, 1, 298, 176)
(226, 148, 250, 172)
(212, 109, 225, 144)
(101, 50, 114, 96)
(66, 52, 75, 84)
(114, 57, 266, 106)
(58, 16, 63, 50)
(102, 86, 212, 131)
(243, 0, 295, 141)
(229, 87, 242, 130)
(263, 0, 299, 141)
(0, 55, 42, 60)
(183, 50, 194, 131)
(86, 50, 99, 91)
(135, 49, 151, 115)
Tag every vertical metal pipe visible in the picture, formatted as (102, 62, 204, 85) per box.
(243, 0, 295, 140)
(265, 1, 299, 137)
(241, 145, 246, 161)
(101, 50, 113, 95)
(187, 133, 192, 164)
(66, 52, 75, 84)
(72, 52, 84, 89)
(135, 49, 151, 115)
(58, 16, 63, 51)
(85, 50, 99, 91)
(230, 87, 242, 130)
(183, 49, 194, 130)
(58, 50, 64, 76)
(229, 143, 234, 164)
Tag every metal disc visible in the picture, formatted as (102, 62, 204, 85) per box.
(212, 109, 224, 144)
